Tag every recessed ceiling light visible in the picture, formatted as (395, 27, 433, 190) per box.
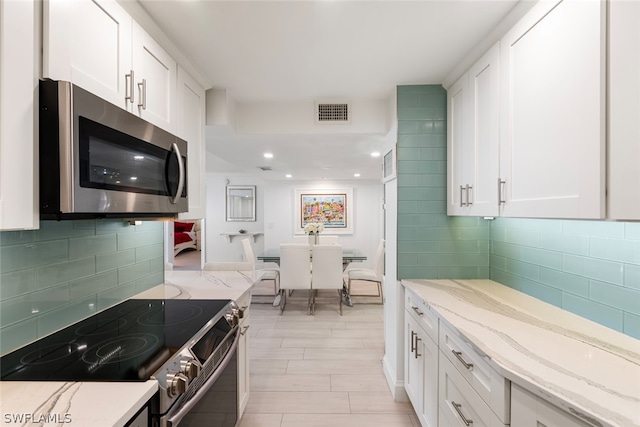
(130, 176, 138, 181)
(371, 152, 381, 157)
(285, 174, 292, 178)
(354, 173, 361, 177)
(134, 155, 144, 160)
(264, 153, 274, 159)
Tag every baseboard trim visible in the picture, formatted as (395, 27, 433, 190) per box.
(382, 355, 408, 402)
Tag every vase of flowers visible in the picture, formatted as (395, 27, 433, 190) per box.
(304, 222, 324, 245)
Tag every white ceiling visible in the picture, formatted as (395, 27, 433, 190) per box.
(138, 0, 522, 181)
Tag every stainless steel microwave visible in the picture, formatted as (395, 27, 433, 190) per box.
(39, 80, 188, 219)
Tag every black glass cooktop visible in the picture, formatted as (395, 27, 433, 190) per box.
(0, 299, 231, 382)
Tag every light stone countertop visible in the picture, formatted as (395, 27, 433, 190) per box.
(0, 269, 263, 426)
(402, 278, 640, 427)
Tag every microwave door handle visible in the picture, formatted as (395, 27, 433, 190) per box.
(165, 331, 240, 427)
(171, 142, 185, 204)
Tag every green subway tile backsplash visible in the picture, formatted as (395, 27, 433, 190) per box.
(396, 85, 489, 282)
(396, 84, 640, 339)
(0, 219, 164, 355)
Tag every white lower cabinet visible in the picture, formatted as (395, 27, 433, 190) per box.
(405, 311, 438, 427)
(439, 355, 505, 427)
(511, 383, 591, 427)
(237, 292, 251, 419)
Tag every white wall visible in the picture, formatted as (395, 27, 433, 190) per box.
(263, 180, 383, 268)
(205, 173, 268, 262)
(205, 173, 384, 268)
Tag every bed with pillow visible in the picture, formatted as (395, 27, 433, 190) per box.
(173, 221, 200, 256)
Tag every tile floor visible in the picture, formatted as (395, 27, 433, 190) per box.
(238, 290, 419, 427)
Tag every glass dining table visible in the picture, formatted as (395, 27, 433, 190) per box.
(257, 247, 367, 307)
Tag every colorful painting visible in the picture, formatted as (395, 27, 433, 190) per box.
(300, 194, 347, 228)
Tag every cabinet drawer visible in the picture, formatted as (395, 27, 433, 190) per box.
(511, 383, 591, 427)
(439, 354, 506, 427)
(405, 289, 439, 343)
(439, 322, 509, 423)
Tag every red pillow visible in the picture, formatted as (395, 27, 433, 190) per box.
(174, 221, 194, 233)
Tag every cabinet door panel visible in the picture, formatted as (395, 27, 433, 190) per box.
(132, 23, 176, 132)
(447, 73, 470, 216)
(0, 0, 38, 230)
(511, 383, 590, 427)
(608, 0, 640, 219)
(44, 0, 132, 109)
(177, 67, 206, 220)
(499, 0, 605, 219)
(468, 44, 500, 217)
(405, 312, 424, 415)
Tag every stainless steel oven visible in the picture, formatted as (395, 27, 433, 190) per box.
(151, 304, 241, 427)
(0, 299, 241, 427)
(39, 79, 188, 219)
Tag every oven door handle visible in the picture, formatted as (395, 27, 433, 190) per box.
(166, 331, 240, 427)
(170, 142, 185, 205)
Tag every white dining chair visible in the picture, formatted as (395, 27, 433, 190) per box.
(241, 238, 280, 305)
(318, 235, 339, 244)
(311, 244, 344, 315)
(279, 243, 312, 314)
(345, 239, 385, 303)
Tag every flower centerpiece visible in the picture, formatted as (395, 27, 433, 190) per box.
(304, 222, 324, 245)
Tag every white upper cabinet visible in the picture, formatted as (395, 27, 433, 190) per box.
(608, 0, 640, 220)
(499, 0, 605, 219)
(131, 22, 176, 132)
(447, 44, 500, 217)
(43, 0, 176, 133)
(177, 66, 206, 220)
(43, 0, 132, 110)
(447, 72, 470, 216)
(0, 0, 39, 230)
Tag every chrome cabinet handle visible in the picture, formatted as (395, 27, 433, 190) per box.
(410, 331, 416, 354)
(170, 142, 185, 204)
(459, 185, 465, 207)
(498, 178, 506, 205)
(452, 401, 473, 425)
(452, 350, 473, 370)
(411, 306, 423, 316)
(466, 184, 473, 206)
(137, 78, 147, 110)
(414, 336, 421, 358)
(125, 70, 134, 103)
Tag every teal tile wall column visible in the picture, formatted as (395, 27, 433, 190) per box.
(0, 220, 165, 354)
(490, 218, 640, 339)
(396, 85, 489, 279)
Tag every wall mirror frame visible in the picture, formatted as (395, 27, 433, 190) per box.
(226, 185, 256, 222)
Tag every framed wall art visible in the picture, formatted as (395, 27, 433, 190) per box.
(382, 144, 397, 183)
(294, 188, 353, 234)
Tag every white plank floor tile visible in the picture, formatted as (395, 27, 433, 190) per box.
(239, 299, 418, 427)
(245, 391, 351, 414)
(250, 374, 331, 392)
(330, 374, 391, 392)
(250, 347, 305, 360)
(303, 347, 383, 360)
(348, 391, 415, 414)
(237, 414, 283, 427)
(280, 413, 416, 427)
(281, 338, 364, 349)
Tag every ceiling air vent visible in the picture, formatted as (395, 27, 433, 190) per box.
(315, 101, 351, 124)
(258, 166, 273, 171)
